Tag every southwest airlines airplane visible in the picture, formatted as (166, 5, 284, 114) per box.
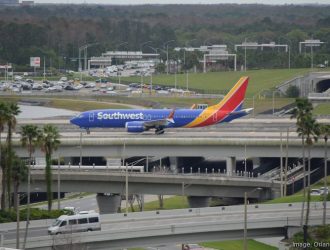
(70, 76, 252, 134)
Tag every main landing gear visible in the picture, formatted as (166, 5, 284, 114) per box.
(155, 128, 165, 135)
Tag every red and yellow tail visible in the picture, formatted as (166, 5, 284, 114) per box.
(184, 76, 249, 128)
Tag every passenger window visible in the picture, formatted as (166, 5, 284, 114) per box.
(78, 218, 88, 224)
(89, 217, 99, 223)
(60, 221, 67, 227)
(69, 219, 77, 225)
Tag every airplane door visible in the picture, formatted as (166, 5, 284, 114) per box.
(89, 112, 94, 122)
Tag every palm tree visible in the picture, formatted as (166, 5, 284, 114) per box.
(292, 98, 319, 244)
(12, 155, 28, 249)
(39, 125, 60, 212)
(21, 124, 41, 249)
(291, 98, 312, 226)
(0, 102, 9, 210)
(5, 102, 21, 208)
(320, 124, 330, 226)
(302, 114, 319, 226)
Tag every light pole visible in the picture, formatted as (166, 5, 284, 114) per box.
(243, 187, 262, 250)
(79, 130, 83, 166)
(280, 131, 284, 197)
(183, 38, 197, 69)
(272, 91, 275, 115)
(164, 40, 175, 75)
(184, 39, 197, 91)
(57, 156, 61, 210)
(140, 40, 152, 52)
(279, 37, 291, 69)
(244, 143, 247, 176)
(78, 43, 98, 72)
(116, 41, 128, 51)
(244, 38, 247, 72)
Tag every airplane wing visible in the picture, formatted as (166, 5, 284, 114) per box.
(143, 109, 175, 129)
(190, 104, 196, 109)
(230, 108, 253, 115)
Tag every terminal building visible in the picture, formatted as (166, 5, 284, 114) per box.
(174, 45, 237, 72)
(88, 51, 160, 70)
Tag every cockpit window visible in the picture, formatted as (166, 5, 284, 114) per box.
(75, 113, 84, 118)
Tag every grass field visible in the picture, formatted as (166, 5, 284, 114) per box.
(264, 176, 330, 204)
(200, 239, 278, 250)
(0, 96, 133, 111)
(314, 103, 330, 116)
(128, 239, 277, 250)
(126, 68, 313, 97)
(124, 196, 189, 212)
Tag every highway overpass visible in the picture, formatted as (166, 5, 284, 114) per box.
(11, 131, 327, 159)
(21, 169, 280, 198)
(19, 169, 280, 211)
(2, 202, 329, 250)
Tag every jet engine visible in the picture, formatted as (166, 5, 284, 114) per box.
(125, 121, 146, 133)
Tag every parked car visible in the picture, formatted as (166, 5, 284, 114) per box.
(310, 189, 322, 196)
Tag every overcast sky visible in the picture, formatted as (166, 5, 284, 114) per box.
(34, 0, 330, 5)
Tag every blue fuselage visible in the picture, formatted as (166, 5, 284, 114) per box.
(70, 108, 247, 129)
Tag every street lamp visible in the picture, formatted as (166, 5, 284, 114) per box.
(244, 38, 247, 72)
(184, 39, 197, 91)
(164, 40, 175, 75)
(116, 41, 128, 51)
(140, 40, 152, 52)
(78, 42, 98, 72)
(57, 156, 61, 210)
(279, 37, 291, 69)
(184, 38, 197, 69)
(243, 187, 262, 250)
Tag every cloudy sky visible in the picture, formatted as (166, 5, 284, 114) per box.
(34, 0, 330, 5)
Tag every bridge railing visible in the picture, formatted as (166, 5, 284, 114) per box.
(30, 164, 273, 180)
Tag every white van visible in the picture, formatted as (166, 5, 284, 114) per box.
(48, 211, 101, 235)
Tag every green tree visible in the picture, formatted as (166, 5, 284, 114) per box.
(21, 124, 41, 249)
(302, 114, 320, 227)
(12, 155, 28, 249)
(291, 98, 313, 227)
(286, 85, 300, 98)
(0, 102, 9, 211)
(292, 98, 320, 244)
(320, 124, 330, 226)
(39, 125, 60, 212)
(4, 103, 21, 209)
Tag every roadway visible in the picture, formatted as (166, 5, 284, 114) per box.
(2, 202, 330, 249)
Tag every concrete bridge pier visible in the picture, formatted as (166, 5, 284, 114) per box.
(187, 196, 211, 208)
(226, 157, 236, 176)
(169, 157, 179, 174)
(96, 193, 121, 214)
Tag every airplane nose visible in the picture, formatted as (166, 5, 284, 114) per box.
(70, 116, 77, 125)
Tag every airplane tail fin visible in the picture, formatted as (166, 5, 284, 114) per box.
(210, 76, 249, 112)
